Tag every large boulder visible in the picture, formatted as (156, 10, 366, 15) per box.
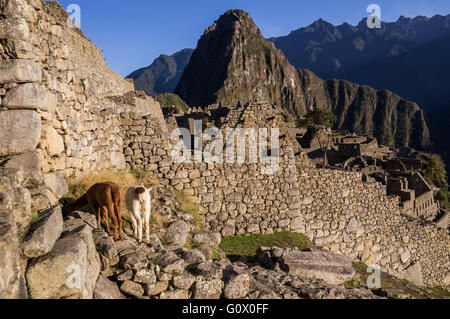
(67, 211, 98, 229)
(93, 275, 125, 299)
(8, 186, 32, 235)
(399, 262, 424, 286)
(119, 251, 148, 271)
(134, 267, 157, 285)
(154, 251, 185, 274)
(0, 18, 29, 40)
(192, 232, 221, 247)
(26, 221, 101, 299)
(193, 276, 224, 299)
(3, 83, 56, 112)
(92, 229, 118, 269)
(119, 280, 144, 298)
(22, 206, 63, 258)
(145, 281, 169, 296)
(0, 59, 42, 84)
(223, 273, 250, 299)
(0, 110, 41, 157)
(278, 249, 355, 285)
(44, 172, 68, 205)
(42, 126, 65, 156)
(164, 220, 190, 246)
(0, 210, 27, 299)
(172, 274, 195, 290)
(5, 152, 51, 212)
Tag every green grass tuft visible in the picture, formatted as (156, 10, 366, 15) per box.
(220, 231, 313, 262)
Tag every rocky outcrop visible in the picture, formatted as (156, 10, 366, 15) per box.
(5, 152, 51, 212)
(277, 249, 355, 285)
(26, 219, 101, 299)
(164, 220, 191, 246)
(94, 275, 126, 299)
(21, 206, 63, 258)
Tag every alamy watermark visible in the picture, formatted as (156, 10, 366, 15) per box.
(66, 4, 81, 29)
(171, 121, 280, 175)
(366, 265, 381, 289)
(367, 4, 382, 29)
(66, 263, 82, 289)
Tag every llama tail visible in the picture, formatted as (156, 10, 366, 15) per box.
(62, 193, 89, 214)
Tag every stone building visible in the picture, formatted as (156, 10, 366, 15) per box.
(387, 173, 439, 221)
(334, 134, 390, 159)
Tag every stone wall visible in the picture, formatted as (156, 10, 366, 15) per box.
(0, 0, 139, 179)
(121, 111, 304, 236)
(297, 168, 449, 288)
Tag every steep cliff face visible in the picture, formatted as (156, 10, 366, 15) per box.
(175, 9, 306, 115)
(297, 70, 431, 150)
(127, 48, 193, 96)
(175, 10, 431, 150)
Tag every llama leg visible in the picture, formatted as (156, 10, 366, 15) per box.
(131, 215, 137, 238)
(136, 216, 143, 243)
(96, 206, 101, 230)
(116, 202, 123, 240)
(144, 210, 150, 243)
(107, 202, 118, 241)
(102, 206, 110, 235)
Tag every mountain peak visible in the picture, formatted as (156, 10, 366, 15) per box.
(308, 18, 336, 30)
(224, 9, 251, 19)
(175, 9, 302, 110)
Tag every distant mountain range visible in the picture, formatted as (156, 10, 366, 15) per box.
(270, 15, 450, 82)
(127, 48, 193, 96)
(269, 14, 450, 167)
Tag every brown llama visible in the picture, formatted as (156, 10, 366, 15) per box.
(62, 182, 123, 241)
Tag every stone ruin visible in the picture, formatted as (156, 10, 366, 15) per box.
(0, 0, 449, 298)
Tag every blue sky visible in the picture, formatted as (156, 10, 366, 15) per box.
(56, 0, 450, 77)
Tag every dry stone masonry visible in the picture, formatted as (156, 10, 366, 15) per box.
(0, 0, 136, 178)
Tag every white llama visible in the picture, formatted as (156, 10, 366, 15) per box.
(125, 184, 152, 243)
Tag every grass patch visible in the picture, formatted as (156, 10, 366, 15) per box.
(110, 264, 125, 272)
(150, 209, 170, 229)
(175, 191, 205, 232)
(211, 246, 223, 260)
(220, 231, 314, 262)
(428, 286, 450, 298)
(184, 239, 201, 250)
(0, 155, 13, 169)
